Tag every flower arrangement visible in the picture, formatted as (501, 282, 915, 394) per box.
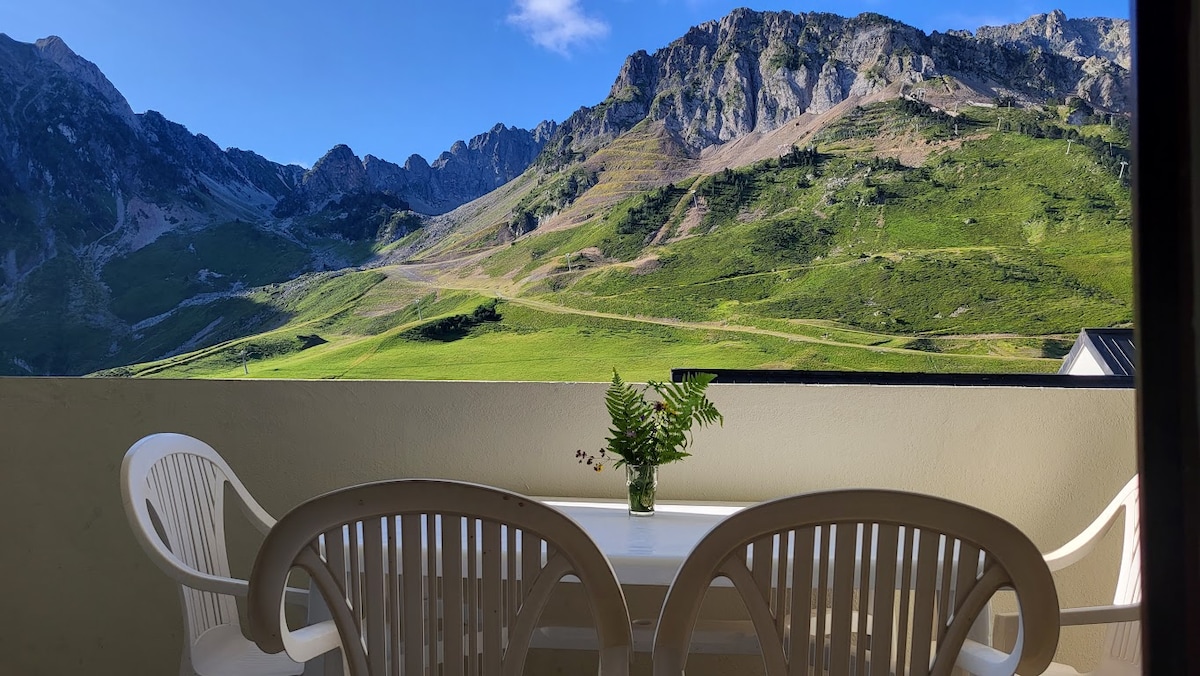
(576, 369, 722, 514)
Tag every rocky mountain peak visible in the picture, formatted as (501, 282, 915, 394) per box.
(976, 11, 1131, 68)
(283, 121, 558, 217)
(609, 50, 655, 101)
(304, 144, 368, 192)
(32, 35, 137, 126)
(313, 143, 359, 164)
(553, 7, 1129, 154)
(717, 6, 763, 35)
(400, 122, 555, 212)
(269, 143, 372, 216)
(532, 119, 559, 143)
(404, 154, 430, 171)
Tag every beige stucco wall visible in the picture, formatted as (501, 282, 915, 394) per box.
(0, 377, 1135, 675)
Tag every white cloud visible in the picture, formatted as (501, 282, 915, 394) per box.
(507, 0, 610, 56)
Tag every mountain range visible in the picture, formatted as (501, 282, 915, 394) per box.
(0, 8, 1132, 376)
(547, 8, 1127, 157)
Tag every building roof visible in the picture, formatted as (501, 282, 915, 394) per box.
(1059, 328, 1136, 376)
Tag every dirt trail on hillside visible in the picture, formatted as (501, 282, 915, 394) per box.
(502, 297, 1055, 362)
(386, 247, 504, 283)
(373, 262, 1058, 363)
(375, 241, 1067, 353)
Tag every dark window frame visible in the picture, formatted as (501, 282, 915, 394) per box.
(1131, 0, 1200, 671)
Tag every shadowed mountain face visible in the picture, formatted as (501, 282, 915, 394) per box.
(0, 32, 552, 279)
(0, 32, 553, 374)
(280, 120, 559, 218)
(362, 121, 559, 215)
(0, 8, 1130, 376)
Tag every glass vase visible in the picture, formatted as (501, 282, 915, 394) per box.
(626, 464, 658, 516)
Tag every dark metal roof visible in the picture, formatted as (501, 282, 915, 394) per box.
(671, 368, 1133, 388)
(1059, 328, 1136, 376)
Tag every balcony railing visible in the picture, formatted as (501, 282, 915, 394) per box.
(0, 376, 1135, 675)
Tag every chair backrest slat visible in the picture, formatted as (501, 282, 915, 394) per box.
(388, 517, 404, 676)
(481, 519, 503, 676)
(829, 523, 857, 676)
(428, 516, 442, 672)
(506, 526, 519, 634)
(442, 516, 464, 676)
(855, 524, 872, 675)
(466, 517, 480, 676)
(652, 490, 1059, 676)
(937, 536, 955, 644)
(521, 532, 542, 605)
(954, 543, 982, 619)
(751, 536, 772, 602)
(349, 518, 364, 636)
(813, 526, 831, 675)
(870, 524, 899, 676)
(787, 527, 815, 676)
(894, 526, 916, 676)
(362, 517, 386, 675)
(326, 525, 349, 602)
(127, 438, 239, 643)
(908, 529, 940, 674)
(772, 533, 788, 637)
(400, 514, 424, 676)
(247, 479, 632, 676)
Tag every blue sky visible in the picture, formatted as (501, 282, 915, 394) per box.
(2, 0, 1128, 168)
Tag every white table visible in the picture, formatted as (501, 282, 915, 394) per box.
(540, 498, 747, 586)
(303, 498, 990, 673)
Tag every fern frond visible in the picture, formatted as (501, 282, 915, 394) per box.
(603, 369, 653, 465)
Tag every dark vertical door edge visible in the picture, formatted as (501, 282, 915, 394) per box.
(1132, 0, 1200, 671)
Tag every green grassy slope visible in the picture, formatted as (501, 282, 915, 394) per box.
(111, 101, 1130, 381)
(119, 292, 1057, 381)
(504, 105, 1131, 340)
(102, 221, 313, 323)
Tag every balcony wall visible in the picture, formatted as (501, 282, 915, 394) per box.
(0, 377, 1135, 675)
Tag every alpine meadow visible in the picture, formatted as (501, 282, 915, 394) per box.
(0, 9, 1132, 380)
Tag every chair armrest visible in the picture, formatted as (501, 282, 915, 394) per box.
(1060, 603, 1140, 626)
(231, 488, 277, 536)
(281, 619, 341, 663)
(995, 603, 1141, 652)
(956, 638, 1020, 676)
(180, 573, 307, 608)
(1043, 478, 1138, 572)
(178, 570, 252, 597)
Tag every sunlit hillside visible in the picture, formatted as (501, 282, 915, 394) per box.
(106, 101, 1131, 381)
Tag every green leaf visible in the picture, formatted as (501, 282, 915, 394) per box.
(598, 369, 722, 468)
(602, 368, 653, 465)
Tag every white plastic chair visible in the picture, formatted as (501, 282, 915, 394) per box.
(993, 476, 1141, 675)
(121, 432, 340, 676)
(246, 478, 634, 676)
(652, 489, 1061, 676)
